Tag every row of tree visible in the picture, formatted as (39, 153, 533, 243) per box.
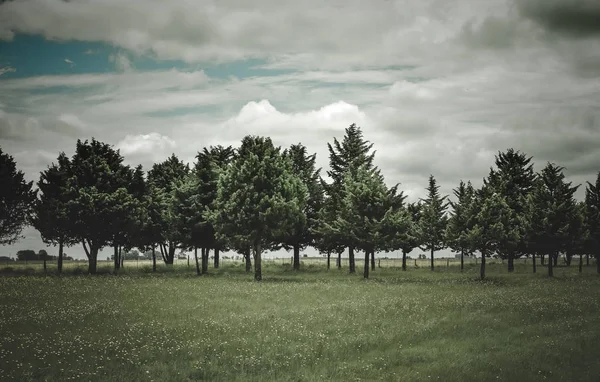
(1, 124, 599, 280)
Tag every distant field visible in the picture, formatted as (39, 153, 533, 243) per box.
(1, 263, 599, 381)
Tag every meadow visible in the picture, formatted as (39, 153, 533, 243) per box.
(1, 261, 599, 381)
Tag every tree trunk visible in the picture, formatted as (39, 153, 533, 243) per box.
(402, 250, 407, 271)
(87, 246, 98, 274)
(337, 251, 342, 269)
(370, 250, 375, 271)
(460, 250, 464, 272)
(253, 243, 262, 281)
(113, 245, 120, 271)
(508, 252, 514, 273)
(194, 247, 200, 276)
(292, 244, 300, 270)
(566, 251, 573, 266)
(165, 243, 175, 265)
(553, 253, 558, 267)
(202, 248, 209, 275)
(326, 251, 331, 270)
(214, 248, 220, 268)
(532, 253, 536, 273)
(548, 252, 554, 277)
(579, 254, 583, 273)
(348, 246, 355, 273)
(58, 241, 64, 274)
(245, 247, 251, 272)
(363, 250, 369, 279)
(430, 248, 434, 271)
(541, 254, 545, 265)
(119, 246, 123, 268)
(596, 253, 600, 274)
(152, 245, 157, 273)
(586, 254, 590, 266)
(480, 251, 486, 280)
(43, 258, 47, 272)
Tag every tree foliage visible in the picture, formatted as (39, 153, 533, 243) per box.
(417, 175, 448, 271)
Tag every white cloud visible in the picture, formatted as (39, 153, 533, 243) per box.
(0, 66, 16, 76)
(109, 52, 134, 73)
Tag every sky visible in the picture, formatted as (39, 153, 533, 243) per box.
(1, 0, 599, 260)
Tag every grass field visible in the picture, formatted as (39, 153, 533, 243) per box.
(1, 262, 599, 381)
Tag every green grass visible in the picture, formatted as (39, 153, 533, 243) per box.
(0, 263, 599, 381)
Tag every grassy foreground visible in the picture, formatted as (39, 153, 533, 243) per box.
(1, 263, 599, 381)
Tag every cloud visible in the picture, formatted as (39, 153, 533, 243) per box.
(64, 58, 75, 67)
(0, 66, 16, 76)
(109, 52, 134, 73)
(115, 133, 177, 167)
(516, 0, 600, 38)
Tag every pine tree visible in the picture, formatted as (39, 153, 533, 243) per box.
(0, 147, 36, 246)
(399, 202, 421, 271)
(485, 149, 536, 272)
(584, 172, 600, 274)
(206, 136, 307, 281)
(281, 144, 323, 271)
(445, 180, 475, 272)
(465, 186, 519, 280)
(527, 163, 579, 277)
(324, 123, 376, 273)
(417, 175, 449, 271)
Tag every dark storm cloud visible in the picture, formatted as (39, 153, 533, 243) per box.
(517, 0, 600, 37)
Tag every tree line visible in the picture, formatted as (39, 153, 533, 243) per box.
(1, 123, 599, 280)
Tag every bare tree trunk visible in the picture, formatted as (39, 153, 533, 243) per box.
(214, 248, 220, 268)
(348, 246, 355, 273)
(541, 254, 545, 265)
(460, 250, 464, 272)
(532, 253, 536, 273)
(508, 252, 514, 272)
(43, 257, 47, 272)
(553, 253, 558, 267)
(337, 251, 342, 269)
(326, 251, 331, 270)
(579, 254, 583, 273)
(480, 251, 486, 280)
(363, 251, 369, 279)
(114, 245, 120, 270)
(293, 244, 300, 271)
(119, 246, 123, 269)
(166, 243, 175, 265)
(253, 243, 262, 281)
(566, 251, 573, 266)
(430, 248, 434, 271)
(152, 245, 157, 272)
(370, 250, 375, 271)
(201, 248, 209, 275)
(58, 240, 64, 274)
(245, 247, 251, 272)
(402, 249, 407, 271)
(548, 252, 554, 277)
(586, 254, 590, 266)
(194, 247, 200, 276)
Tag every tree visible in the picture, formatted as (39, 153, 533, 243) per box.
(321, 165, 409, 279)
(324, 123, 376, 273)
(281, 143, 323, 271)
(206, 136, 307, 281)
(465, 186, 519, 280)
(32, 152, 77, 273)
(147, 154, 190, 265)
(399, 202, 421, 271)
(312, 194, 345, 270)
(584, 172, 600, 274)
(65, 138, 136, 274)
(484, 149, 536, 272)
(0, 147, 36, 245)
(417, 175, 448, 271)
(16, 249, 37, 261)
(527, 163, 579, 277)
(445, 181, 475, 272)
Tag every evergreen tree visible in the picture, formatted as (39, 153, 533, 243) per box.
(147, 154, 190, 265)
(417, 175, 448, 271)
(206, 136, 307, 281)
(527, 163, 579, 277)
(465, 186, 519, 280)
(324, 123, 376, 273)
(584, 172, 600, 274)
(399, 202, 422, 271)
(281, 143, 323, 270)
(32, 153, 76, 273)
(0, 147, 36, 245)
(484, 149, 536, 272)
(445, 180, 475, 272)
